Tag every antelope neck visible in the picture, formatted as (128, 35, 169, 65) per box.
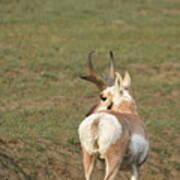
(113, 100, 137, 114)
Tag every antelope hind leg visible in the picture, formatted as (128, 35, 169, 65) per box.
(82, 148, 96, 180)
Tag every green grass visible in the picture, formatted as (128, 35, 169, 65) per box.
(0, 0, 180, 179)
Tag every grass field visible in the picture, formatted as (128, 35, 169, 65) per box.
(0, 0, 180, 179)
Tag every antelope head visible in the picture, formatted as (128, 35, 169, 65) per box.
(80, 51, 137, 115)
(80, 51, 116, 115)
(100, 72, 137, 114)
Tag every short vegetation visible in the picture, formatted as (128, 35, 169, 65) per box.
(0, 0, 179, 179)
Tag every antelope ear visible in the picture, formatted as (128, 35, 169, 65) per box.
(122, 71, 131, 88)
(115, 72, 123, 89)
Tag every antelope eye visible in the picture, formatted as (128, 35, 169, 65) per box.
(100, 94, 107, 101)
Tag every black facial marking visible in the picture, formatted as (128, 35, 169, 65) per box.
(107, 102, 113, 110)
(100, 94, 107, 101)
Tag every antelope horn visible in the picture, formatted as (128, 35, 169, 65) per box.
(107, 51, 116, 86)
(80, 51, 105, 90)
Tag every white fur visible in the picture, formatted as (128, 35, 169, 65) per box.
(78, 112, 122, 154)
(119, 88, 132, 101)
(131, 164, 138, 180)
(131, 176, 137, 180)
(129, 134, 149, 164)
(101, 86, 132, 106)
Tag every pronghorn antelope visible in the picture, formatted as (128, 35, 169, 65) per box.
(78, 51, 149, 180)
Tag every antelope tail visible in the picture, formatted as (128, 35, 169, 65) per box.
(91, 118, 100, 149)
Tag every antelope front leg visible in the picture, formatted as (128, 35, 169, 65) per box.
(82, 148, 96, 180)
(131, 164, 139, 180)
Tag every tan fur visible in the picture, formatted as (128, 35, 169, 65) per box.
(112, 100, 137, 115)
(91, 118, 100, 137)
(103, 134, 129, 180)
(82, 147, 96, 180)
(90, 118, 100, 149)
(108, 111, 147, 137)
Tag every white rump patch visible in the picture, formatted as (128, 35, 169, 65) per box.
(129, 134, 149, 164)
(78, 113, 122, 154)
